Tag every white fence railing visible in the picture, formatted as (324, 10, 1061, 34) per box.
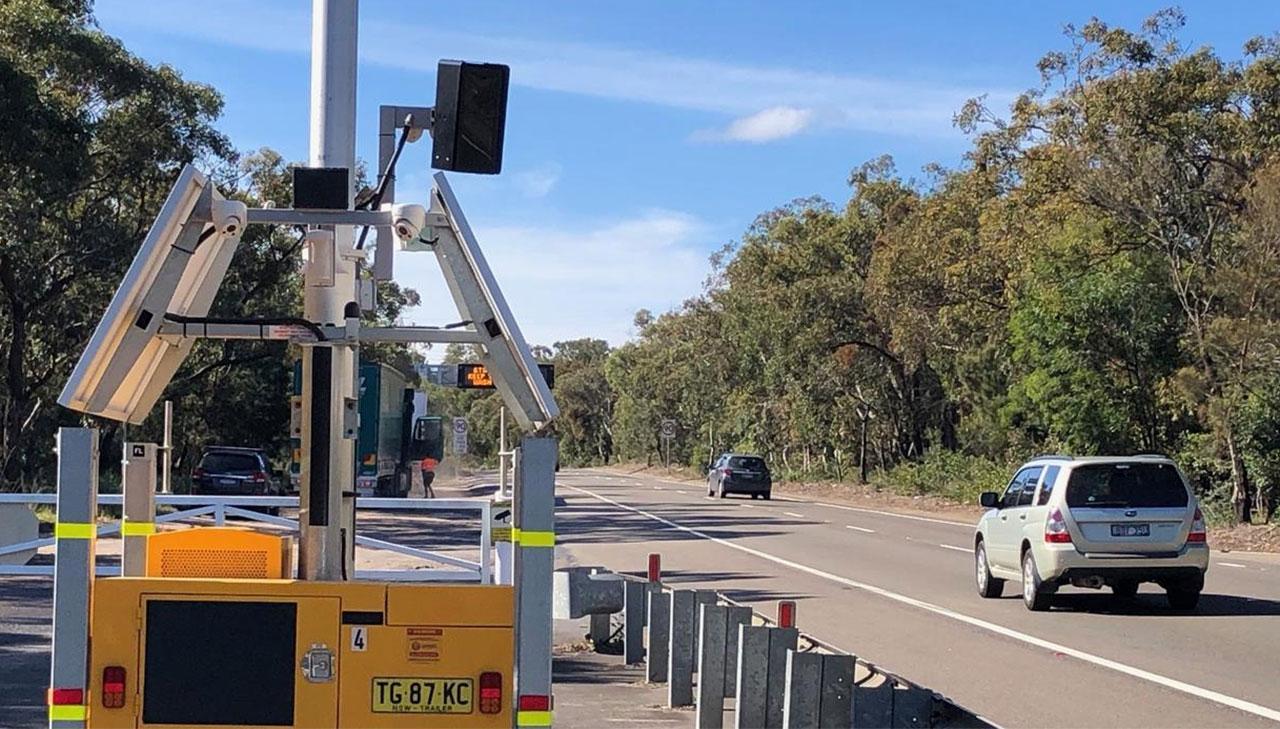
(0, 493, 492, 583)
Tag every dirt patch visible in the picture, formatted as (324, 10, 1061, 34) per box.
(1209, 522, 1280, 554)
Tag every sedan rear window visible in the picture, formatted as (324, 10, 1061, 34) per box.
(728, 457, 766, 470)
(199, 453, 261, 473)
(1065, 463, 1189, 509)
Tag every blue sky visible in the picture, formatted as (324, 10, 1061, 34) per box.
(95, 1, 1280, 350)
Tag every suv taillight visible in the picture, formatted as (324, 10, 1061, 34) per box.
(192, 468, 205, 480)
(479, 671, 502, 714)
(1188, 507, 1207, 544)
(1045, 508, 1072, 543)
(251, 471, 267, 483)
(722, 468, 733, 477)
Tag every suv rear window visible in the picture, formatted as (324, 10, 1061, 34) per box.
(200, 453, 262, 473)
(728, 457, 766, 470)
(1065, 463, 1189, 509)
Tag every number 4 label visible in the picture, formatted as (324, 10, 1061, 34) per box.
(350, 626, 368, 652)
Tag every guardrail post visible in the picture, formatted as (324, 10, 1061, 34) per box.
(214, 501, 225, 525)
(693, 590, 717, 663)
(767, 628, 799, 727)
(49, 427, 98, 729)
(695, 603, 729, 728)
(589, 612, 611, 650)
(668, 589, 696, 707)
(734, 625, 770, 729)
(723, 606, 751, 698)
(783, 650, 822, 728)
(624, 579, 646, 664)
(122, 443, 157, 576)
(818, 654, 854, 729)
(514, 437, 557, 728)
(646, 585, 670, 682)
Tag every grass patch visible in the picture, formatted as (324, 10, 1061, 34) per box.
(871, 451, 1014, 505)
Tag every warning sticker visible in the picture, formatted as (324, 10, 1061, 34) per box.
(407, 627, 443, 663)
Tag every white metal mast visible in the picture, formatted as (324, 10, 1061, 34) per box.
(300, 0, 359, 580)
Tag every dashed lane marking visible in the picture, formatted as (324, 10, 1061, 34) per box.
(564, 483, 1280, 725)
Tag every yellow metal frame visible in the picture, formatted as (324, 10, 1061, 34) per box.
(87, 578, 515, 728)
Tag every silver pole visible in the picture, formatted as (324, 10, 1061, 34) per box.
(300, 0, 359, 581)
(161, 400, 172, 494)
(499, 406, 508, 497)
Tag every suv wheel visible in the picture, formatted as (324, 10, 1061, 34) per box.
(1166, 575, 1203, 611)
(1021, 550, 1052, 611)
(975, 540, 1004, 598)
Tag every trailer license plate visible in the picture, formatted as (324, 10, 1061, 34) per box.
(1110, 523, 1150, 537)
(372, 677, 473, 714)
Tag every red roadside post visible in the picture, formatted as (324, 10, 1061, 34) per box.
(777, 600, 796, 628)
(647, 553, 661, 582)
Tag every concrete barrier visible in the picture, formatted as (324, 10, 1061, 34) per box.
(782, 650, 855, 728)
(646, 584, 670, 683)
(0, 503, 38, 566)
(767, 627, 799, 726)
(668, 589, 697, 707)
(783, 650, 823, 728)
(623, 579, 646, 664)
(734, 625, 770, 729)
(723, 606, 751, 697)
(696, 603, 729, 728)
(553, 566, 624, 619)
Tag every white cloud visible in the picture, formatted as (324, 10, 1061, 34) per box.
(512, 165, 561, 199)
(95, 0, 1015, 139)
(390, 209, 710, 352)
(695, 106, 815, 143)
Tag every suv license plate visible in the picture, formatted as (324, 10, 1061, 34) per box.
(371, 677, 473, 714)
(1110, 523, 1150, 537)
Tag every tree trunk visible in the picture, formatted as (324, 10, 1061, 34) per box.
(1225, 425, 1253, 524)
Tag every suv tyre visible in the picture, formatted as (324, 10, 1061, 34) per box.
(975, 540, 1004, 598)
(1022, 549, 1052, 611)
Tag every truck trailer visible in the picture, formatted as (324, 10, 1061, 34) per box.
(292, 359, 444, 496)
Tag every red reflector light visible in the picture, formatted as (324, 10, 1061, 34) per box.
(777, 600, 796, 628)
(49, 687, 84, 705)
(102, 666, 126, 708)
(647, 553, 661, 582)
(479, 672, 502, 714)
(519, 694, 551, 712)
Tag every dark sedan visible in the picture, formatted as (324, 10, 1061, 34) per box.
(191, 447, 280, 496)
(707, 453, 772, 499)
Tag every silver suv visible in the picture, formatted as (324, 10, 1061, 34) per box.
(973, 455, 1209, 611)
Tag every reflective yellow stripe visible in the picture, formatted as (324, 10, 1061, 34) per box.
(48, 704, 87, 721)
(53, 522, 94, 539)
(121, 520, 155, 536)
(517, 710, 553, 726)
(512, 529, 555, 548)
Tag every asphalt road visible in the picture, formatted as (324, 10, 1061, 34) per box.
(555, 469, 1280, 729)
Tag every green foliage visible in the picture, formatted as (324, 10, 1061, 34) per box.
(601, 11, 1280, 525)
(871, 451, 1015, 506)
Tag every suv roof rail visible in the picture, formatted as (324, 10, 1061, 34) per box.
(1033, 453, 1072, 460)
(1131, 452, 1172, 458)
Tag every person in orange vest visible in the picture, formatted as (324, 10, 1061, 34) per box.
(421, 456, 439, 498)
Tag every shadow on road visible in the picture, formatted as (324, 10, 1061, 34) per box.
(1023, 590, 1280, 617)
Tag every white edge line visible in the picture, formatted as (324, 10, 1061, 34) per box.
(938, 544, 971, 553)
(846, 525, 876, 533)
(783, 511, 806, 518)
(564, 483, 1280, 724)
(1218, 562, 1247, 568)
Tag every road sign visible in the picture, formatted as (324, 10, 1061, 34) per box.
(452, 417, 468, 455)
(660, 419, 677, 439)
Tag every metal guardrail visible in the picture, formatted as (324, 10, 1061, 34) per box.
(0, 493, 492, 583)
